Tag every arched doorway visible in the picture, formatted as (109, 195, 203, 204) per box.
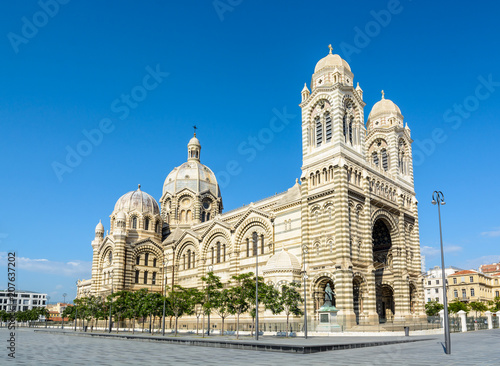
(409, 283, 417, 314)
(376, 284, 395, 323)
(352, 276, 365, 325)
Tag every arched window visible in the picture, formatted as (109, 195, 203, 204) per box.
(325, 112, 332, 142)
(132, 217, 137, 229)
(315, 116, 323, 146)
(192, 251, 196, 268)
(153, 258, 157, 267)
(211, 247, 215, 264)
(144, 271, 148, 284)
(223, 244, 226, 262)
(202, 211, 206, 222)
(381, 149, 388, 171)
(152, 272, 156, 285)
(349, 118, 353, 144)
(207, 213, 210, 221)
(136, 255, 140, 265)
(372, 152, 379, 167)
(187, 250, 191, 269)
(216, 242, 221, 263)
(155, 221, 159, 233)
(246, 238, 250, 257)
(144, 217, 150, 230)
(252, 232, 258, 256)
(343, 115, 347, 142)
(144, 253, 149, 266)
(135, 270, 139, 284)
(183, 254, 186, 269)
(261, 234, 265, 254)
(108, 251, 112, 264)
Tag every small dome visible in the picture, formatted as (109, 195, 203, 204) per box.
(114, 185, 160, 216)
(116, 211, 126, 220)
(368, 91, 402, 119)
(264, 248, 301, 274)
(188, 135, 200, 147)
(95, 220, 104, 233)
(314, 47, 351, 73)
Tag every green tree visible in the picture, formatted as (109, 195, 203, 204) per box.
(167, 286, 197, 335)
(425, 300, 444, 316)
(469, 301, 488, 317)
(488, 296, 500, 312)
(201, 272, 223, 336)
(228, 273, 253, 339)
(448, 300, 469, 314)
(279, 282, 303, 336)
(213, 288, 233, 336)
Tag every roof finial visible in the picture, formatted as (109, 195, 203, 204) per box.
(328, 44, 333, 54)
(193, 125, 197, 137)
(381, 90, 385, 99)
(138, 184, 141, 190)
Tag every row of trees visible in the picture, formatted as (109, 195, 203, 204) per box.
(0, 307, 49, 325)
(425, 297, 500, 316)
(62, 272, 303, 338)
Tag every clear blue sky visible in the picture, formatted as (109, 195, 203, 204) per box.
(1, 0, 499, 302)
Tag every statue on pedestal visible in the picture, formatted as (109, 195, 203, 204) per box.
(324, 283, 335, 307)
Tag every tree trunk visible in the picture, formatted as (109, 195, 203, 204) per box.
(236, 312, 240, 339)
(286, 313, 289, 337)
(175, 316, 178, 336)
(196, 316, 199, 335)
(221, 316, 224, 336)
(133, 317, 136, 334)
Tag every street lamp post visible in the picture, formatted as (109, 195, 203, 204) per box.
(255, 240, 259, 341)
(149, 281, 153, 334)
(207, 264, 213, 336)
(74, 281, 78, 331)
(162, 259, 169, 336)
(62, 293, 67, 329)
(108, 270, 114, 333)
(302, 246, 308, 339)
(432, 191, 450, 355)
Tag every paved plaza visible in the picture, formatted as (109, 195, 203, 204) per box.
(2, 328, 500, 365)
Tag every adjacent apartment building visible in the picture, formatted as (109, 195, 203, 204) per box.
(424, 266, 462, 304)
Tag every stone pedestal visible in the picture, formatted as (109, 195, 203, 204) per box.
(316, 305, 341, 332)
(457, 310, 467, 332)
(485, 311, 493, 329)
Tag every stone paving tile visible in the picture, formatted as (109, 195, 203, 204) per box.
(1, 328, 500, 365)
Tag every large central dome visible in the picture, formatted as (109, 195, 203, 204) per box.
(162, 134, 220, 198)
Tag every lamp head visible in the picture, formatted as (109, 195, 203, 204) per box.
(431, 200, 437, 205)
(441, 201, 446, 205)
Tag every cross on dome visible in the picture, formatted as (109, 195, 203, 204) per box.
(328, 44, 333, 54)
(381, 90, 385, 99)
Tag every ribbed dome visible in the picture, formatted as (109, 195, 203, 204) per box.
(315, 52, 351, 73)
(114, 185, 160, 215)
(163, 161, 220, 197)
(264, 248, 301, 274)
(116, 211, 126, 220)
(188, 135, 200, 146)
(368, 92, 402, 120)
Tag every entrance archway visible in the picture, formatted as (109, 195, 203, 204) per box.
(352, 276, 365, 325)
(409, 283, 417, 314)
(372, 219, 392, 268)
(376, 284, 394, 323)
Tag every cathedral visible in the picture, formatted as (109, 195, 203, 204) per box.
(77, 46, 425, 328)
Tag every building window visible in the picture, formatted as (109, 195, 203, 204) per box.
(135, 270, 139, 284)
(496, 291, 499, 298)
(217, 242, 221, 263)
(315, 116, 322, 146)
(470, 276, 474, 283)
(145, 218, 150, 230)
(187, 250, 191, 269)
(144, 253, 149, 266)
(152, 272, 156, 285)
(343, 115, 347, 142)
(427, 298, 431, 302)
(381, 149, 388, 171)
(435, 288, 439, 293)
(223, 244, 226, 262)
(155, 221, 159, 233)
(462, 289, 466, 298)
(471, 288, 475, 297)
(211, 247, 215, 264)
(428, 281, 431, 286)
(144, 271, 148, 284)
(192, 251, 196, 268)
(372, 152, 379, 167)
(246, 238, 249, 257)
(136, 255, 140, 265)
(436, 280, 439, 285)
(252, 232, 258, 256)
(427, 289, 430, 294)
(454, 290, 458, 298)
(132, 217, 137, 229)
(183, 254, 186, 269)
(153, 258, 157, 267)
(325, 112, 332, 142)
(202, 211, 206, 222)
(349, 118, 353, 144)
(261, 234, 265, 254)
(453, 278, 457, 284)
